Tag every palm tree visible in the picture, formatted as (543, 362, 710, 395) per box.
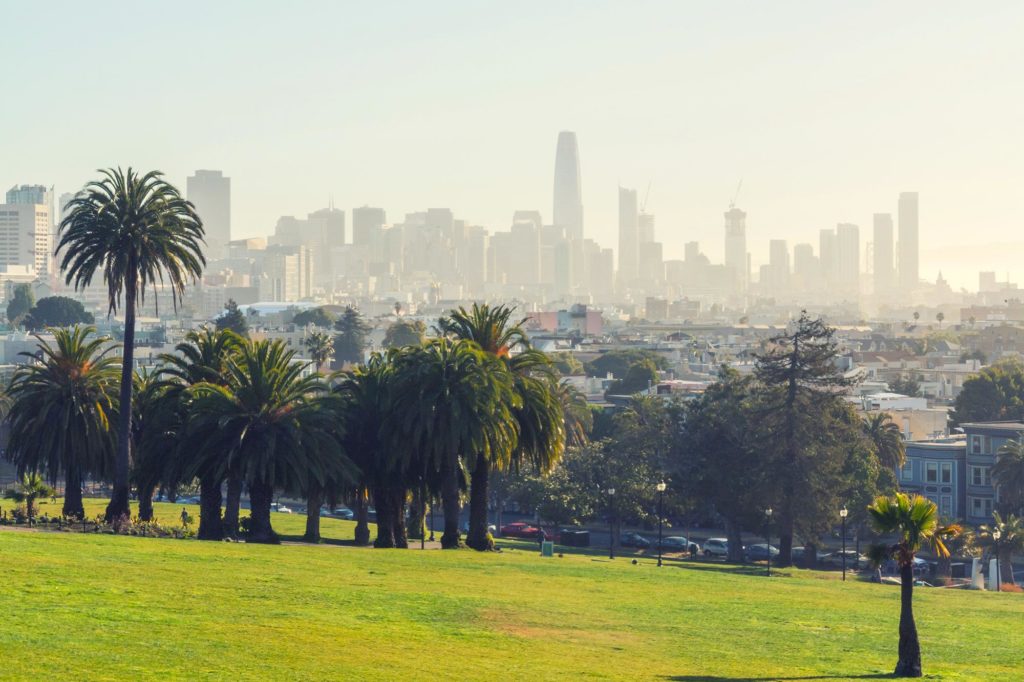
(868, 493, 961, 677)
(557, 382, 592, 448)
(935, 312, 945, 328)
(59, 168, 205, 521)
(863, 412, 907, 471)
(977, 512, 1024, 587)
(158, 328, 243, 539)
(389, 339, 518, 549)
(182, 340, 352, 543)
(993, 439, 1024, 515)
(4, 473, 56, 522)
(4, 326, 119, 519)
(303, 331, 335, 371)
(132, 369, 179, 522)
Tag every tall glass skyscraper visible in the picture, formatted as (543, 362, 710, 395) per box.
(552, 131, 583, 241)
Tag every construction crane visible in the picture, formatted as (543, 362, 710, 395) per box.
(640, 181, 653, 213)
(729, 179, 743, 209)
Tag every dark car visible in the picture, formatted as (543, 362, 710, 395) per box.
(620, 531, 651, 548)
(744, 544, 780, 562)
(656, 536, 699, 553)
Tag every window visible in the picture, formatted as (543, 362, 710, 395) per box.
(971, 435, 982, 454)
(940, 495, 953, 517)
(900, 461, 913, 482)
(970, 496, 993, 518)
(970, 466, 991, 487)
(940, 462, 952, 484)
(925, 462, 938, 483)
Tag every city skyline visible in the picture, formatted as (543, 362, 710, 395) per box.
(3, 2, 1023, 289)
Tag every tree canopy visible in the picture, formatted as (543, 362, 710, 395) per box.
(291, 307, 334, 328)
(6, 284, 34, 327)
(215, 299, 249, 337)
(23, 296, 95, 331)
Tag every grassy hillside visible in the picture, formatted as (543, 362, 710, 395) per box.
(1, 506, 1022, 681)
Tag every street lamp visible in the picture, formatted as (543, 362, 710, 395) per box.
(656, 481, 667, 567)
(607, 488, 616, 560)
(839, 506, 849, 582)
(428, 496, 435, 542)
(764, 508, 773, 577)
(993, 529, 1002, 592)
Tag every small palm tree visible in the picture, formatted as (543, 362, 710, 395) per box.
(303, 331, 335, 371)
(4, 473, 56, 522)
(59, 168, 205, 521)
(993, 439, 1024, 515)
(863, 412, 907, 471)
(935, 312, 945, 328)
(868, 493, 961, 677)
(5, 326, 120, 519)
(977, 512, 1024, 587)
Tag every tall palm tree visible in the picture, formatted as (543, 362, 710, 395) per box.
(389, 339, 518, 549)
(868, 493, 961, 677)
(863, 412, 907, 471)
(182, 340, 352, 543)
(4, 326, 119, 519)
(158, 328, 243, 539)
(977, 512, 1024, 587)
(993, 439, 1024, 515)
(438, 304, 565, 551)
(59, 168, 205, 521)
(4, 473, 56, 522)
(303, 330, 335, 371)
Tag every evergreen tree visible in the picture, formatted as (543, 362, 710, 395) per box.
(383, 319, 426, 348)
(6, 284, 34, 327)
(333, 306, 369, 368)
(23, 296, 95, 331)
(215, 299, 249, 337)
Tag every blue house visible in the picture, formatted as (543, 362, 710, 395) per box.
(901, 438, 966, 520)
(960, 422, 1023, 525)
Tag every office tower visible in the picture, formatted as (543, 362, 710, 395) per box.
(639, 241, 664, 286)
(4, 185, 52, 276)
(979, 272, 997, 293)
(187, 170, 231, 261)
(352, 206, 385, 246)
(638, 212, 655, 244)
(819, 228, 837, 286)
(512, 210, 543, 230)
(0, 202, 50, 274)
(835, 223, 860, 297)
(792, 242, 817, 292)
(724, 207, 748, 294)
(765, 239, 790, 294)
(553, 131, 583, 241)
(898, 192, 919, 292)
(618, 187, 639, 283)
(260, 245, 313, 301)
(589, 247, 615, 301)
(872, 213, 895, 295)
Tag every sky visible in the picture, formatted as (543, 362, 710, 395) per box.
(4, 1, 1023, 289)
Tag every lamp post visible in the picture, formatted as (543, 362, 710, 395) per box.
(656, 481, 667, 567)
(428, 496, 435, 542)
(993, 528, 1002, 592)
(607, 487, 616, 560)
(840, 506, 849, 582)
(765, 508, 773, 577)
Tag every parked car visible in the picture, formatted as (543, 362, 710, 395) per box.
(791, 546, 828, 566)
(271, 503, 293, 514)
(620, 531, 651, 548)
(331, 507, 355, 520)
(744, 544, 780, 562)
(702, 538, 729, 557)
(657, 536, 699, 553)
(500, 522, 541, 539)
(822, 550, 866, 570)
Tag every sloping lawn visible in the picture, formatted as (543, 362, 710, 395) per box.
(1, 509, 1022, 681)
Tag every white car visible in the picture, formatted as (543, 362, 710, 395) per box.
(702, 538, 729, 557)
(271, 503, 293, 514)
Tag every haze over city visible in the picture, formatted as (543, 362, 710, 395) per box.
(5, 1, 1024, 289)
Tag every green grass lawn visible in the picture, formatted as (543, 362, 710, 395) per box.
(1, 499, 1022, 681)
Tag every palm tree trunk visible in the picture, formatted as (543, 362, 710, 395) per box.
(106, 286, 136, 523)
(407, 486, 425, 540)
(894, 561, 922, 677)
(725, 518, 744, 563)
(222, 471, 242, 538)
(440, 454, 461, 549)
(63, 468, 84, 520)
(353, 489, 371, 545)
(304, 487, 322, 543)
(1000, 549, 1015, 586)
(197, 473, 224, 541)
(466, 453, 493, 551)
(247, 480, 278, 544)
(137, 483, 155, 522)
(392, 487, 409, 549)
(373, 485, 395, 548)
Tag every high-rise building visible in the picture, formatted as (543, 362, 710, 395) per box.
(553, 131, 583, 241)
(260, 244, 313, 301)
(835, 223, 860, 297)
(4, 185, 52, 276)
(638, 212, 655, 244)
(352, 206, 385, 246)
(724, 207, 748, 294)
(618, 187, 639, 284)
(872, 213, 895, 295)
(765, 239, 790, 294)
(898, 192, 919, 292)
(187, 170, 231, 261)
(0, 203, 50, 275)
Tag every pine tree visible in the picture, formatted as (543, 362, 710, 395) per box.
(215, 299, 249, 337)
(333, 307, 369, 368)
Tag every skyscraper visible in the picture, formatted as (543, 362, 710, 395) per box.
(618, 187, 639, 283)
(553, 131, 583, 241)
(872, 213, 895, 295)
(898, 192, 919, 292)
(5, 184, 52, 276)
(724, 207, 748, 294)
(352, 206, 386, 246)
(187, 170, 231, 261)
(835, 223, 860, 297)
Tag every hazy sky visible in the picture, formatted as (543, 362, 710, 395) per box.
(4, 1, 1022, 288)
